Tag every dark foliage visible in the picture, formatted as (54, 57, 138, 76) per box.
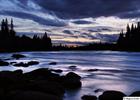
(0, 19, 52, 52)
(117, 22, 140, 51)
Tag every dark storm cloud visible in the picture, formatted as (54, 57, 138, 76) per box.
(0, 11, 66, 26)
(32, 0, 140, 18)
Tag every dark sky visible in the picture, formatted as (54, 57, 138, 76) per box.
(0, 0, 139, 45)
(33, 0, 140, 18)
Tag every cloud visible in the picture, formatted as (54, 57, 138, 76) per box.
(33, 0, 140, 18)
(0, 0, 138, 45)
(63, 30, 74, 35)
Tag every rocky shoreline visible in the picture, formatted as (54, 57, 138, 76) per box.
(0, 54, 140, 100)
(0, 68, 82, 100)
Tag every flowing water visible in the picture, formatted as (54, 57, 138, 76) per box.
(0, 51, 140, 100)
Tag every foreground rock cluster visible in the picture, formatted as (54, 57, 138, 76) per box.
(81, 90, 140, 100)
(0, 54, 140, 100)
(0, 68, 82, 100)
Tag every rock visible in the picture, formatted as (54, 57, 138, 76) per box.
(49, 62, 57, 65)
(51, 69, 63, 73)
(0, 60, 9, 66)
(13, 62, 29, 67)
(66, 72, 81, 80)
(10, 62, 17, 65)
(82, 95, 97, 100)
(13, 61, 39, 67)
(68, 66, 77, 70)
(130, 91, 140, 96)
(27, 61, 39, 66)
(13, 70, 23, 75)
(62, 72, 82, 89)
(23, 68, 61, 82)
(9, 91, 62, 100)
(99, 91, 126, 100)
(12, 54, 26, 59)
(0, 89, 5, 99)
(20, 80, 65, 97)
(86, 69, 98, 72)
(0, 70, 24, 91)
(0, 68, 66, 100)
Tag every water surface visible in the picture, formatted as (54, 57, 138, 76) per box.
(0, 51, 140, 100)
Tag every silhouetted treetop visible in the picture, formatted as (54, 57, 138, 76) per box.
(0, 18, 52, 52)
(117, 22, 140, 50)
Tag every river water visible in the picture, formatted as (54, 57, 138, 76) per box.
(0, 51, 140, 100)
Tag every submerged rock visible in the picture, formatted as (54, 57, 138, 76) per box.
(27, 61, 39, 66)
(68, 66, 77, 70)
(14, 62, 28, 67)
(99, 91, 126, 100)
(10, 62, 17, 65)
(87, 69, 98, 72)
(12, 54, 26, 59)
(13, 61, 39, 67)
(49, 62, 57, 65)
(81, 95, 97, 100)
(0, 60, 9, 66)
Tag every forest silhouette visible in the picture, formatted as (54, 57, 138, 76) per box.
(0, 18, 140, 52)
(0, 19, 52, 52)
(117, 22, 140, 51)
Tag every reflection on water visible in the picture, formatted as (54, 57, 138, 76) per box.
(0, 51, 140, 100)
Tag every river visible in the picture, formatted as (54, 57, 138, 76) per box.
(0, 51, 140, 100)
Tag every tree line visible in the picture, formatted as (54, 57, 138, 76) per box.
(0, 19, 52, 52)
(117, 22, 140, 51)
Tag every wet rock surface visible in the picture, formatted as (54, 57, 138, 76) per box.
(0, 68, 82, 100)
(0, 60, 9, 66)
(98, 91, 126, 100)
(62, 72, 82, 89)
(12, 54, 26, 59)
(81, 95, 97, 100)
(13, 61, 39, 67)
(130, 91, 140, 96)
(49, 62, 57, 65)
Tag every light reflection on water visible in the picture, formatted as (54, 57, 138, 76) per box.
(0, 51, 140, 100)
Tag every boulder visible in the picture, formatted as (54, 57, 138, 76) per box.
(49, 62, 57, 65)
(23, 68, 61, 82)
(81, 95, 97, 100)
(0, 60, 9, 66)
(99, 91, 126, 100)
(27, 61, 39, 66)
(12, 54, 26, 59)
(0, 69, 66, 100)
(9, 91, 62, 100)
(19, 80, 65, 97)
(130, 91, 140, 96)
(62, 72, 82, 89)
(0, 70, 24, 91)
